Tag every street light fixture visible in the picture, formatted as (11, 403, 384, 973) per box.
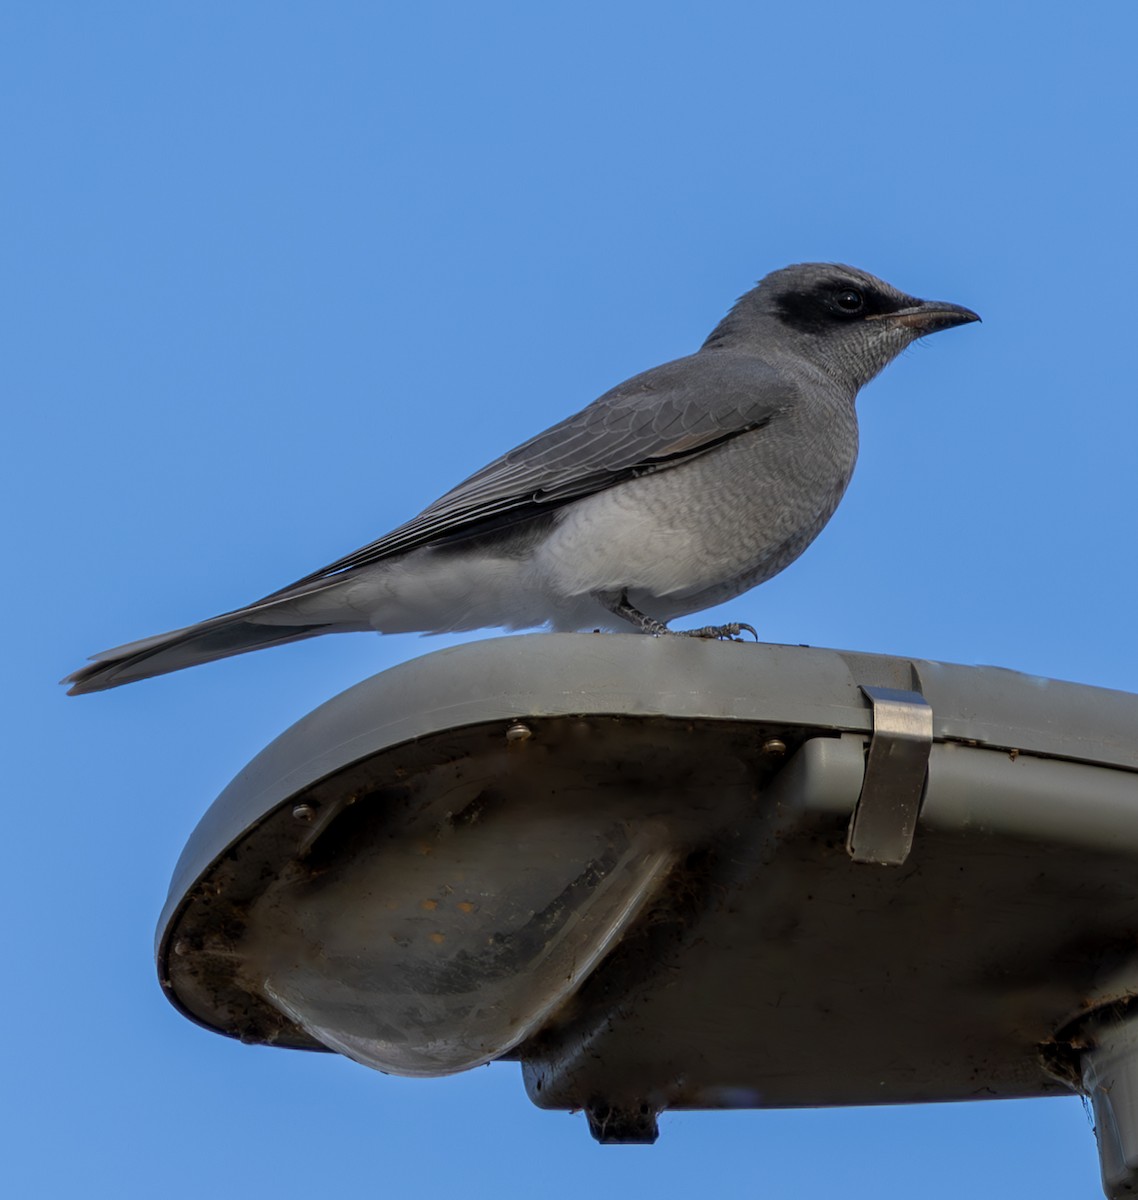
(156, 636, 1138, 1197)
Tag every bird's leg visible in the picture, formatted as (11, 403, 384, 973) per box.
(596, 590, 758, 642)
(598, 589, 673, 635)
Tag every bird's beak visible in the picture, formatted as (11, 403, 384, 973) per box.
(868, 299, 981, 336)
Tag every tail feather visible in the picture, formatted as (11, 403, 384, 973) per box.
(64, 540, 544, 693)
(63, 615, 338, 695)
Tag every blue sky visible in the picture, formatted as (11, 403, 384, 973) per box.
(6, 4, 1137, 1197)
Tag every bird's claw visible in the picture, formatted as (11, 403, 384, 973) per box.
(597, 589, 757, 642)
(677, 621, 758, 642)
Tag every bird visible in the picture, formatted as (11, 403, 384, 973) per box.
(64, 263, 979, 695)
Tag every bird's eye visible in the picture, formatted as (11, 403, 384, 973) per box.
(834, 289, 864, 313)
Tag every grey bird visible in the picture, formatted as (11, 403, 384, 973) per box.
(64, 263, 979, 695)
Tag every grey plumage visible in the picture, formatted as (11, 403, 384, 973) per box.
(64, 263, 978, 694)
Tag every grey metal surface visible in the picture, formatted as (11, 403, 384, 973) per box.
(154, 634, 1138, 1194)
(519, 732, 1138, 1109)
(156, 634, 1138, 955)
(1081, 1012, 1138, 1198)
(846, 686, 932, 865)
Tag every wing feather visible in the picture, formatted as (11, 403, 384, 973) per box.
(261, 350, 796, 599)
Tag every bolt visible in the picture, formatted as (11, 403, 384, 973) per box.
(505, 722, 533, 743)
(292, 803, 316, 822)
(761, 738, 787, 757)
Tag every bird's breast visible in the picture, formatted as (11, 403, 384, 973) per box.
(534, 397, 859, 602)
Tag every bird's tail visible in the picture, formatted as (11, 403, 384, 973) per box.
(64, 540, 546, 693)
(63, 609, 344, 695)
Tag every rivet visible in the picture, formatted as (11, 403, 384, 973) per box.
(761, 738, 787, 757)
(292, 804, 316, 822)
(173, 939, 190, 957)
(505, 722, 533, 743)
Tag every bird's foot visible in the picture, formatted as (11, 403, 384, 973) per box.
(673, 621, 758, 642)
(596, 590, 757, 642)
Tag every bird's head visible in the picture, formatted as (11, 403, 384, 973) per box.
(705, 263, 980, 391)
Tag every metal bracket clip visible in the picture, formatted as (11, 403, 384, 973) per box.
(847, 686, 933, 866)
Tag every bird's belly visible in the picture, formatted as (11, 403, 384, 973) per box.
(535, 424, 857, 611)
